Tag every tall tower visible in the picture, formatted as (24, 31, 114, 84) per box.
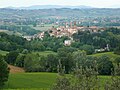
(65, 22, 69, 28)
(70, 22, 73, 28)
(74, 21, 76, 26)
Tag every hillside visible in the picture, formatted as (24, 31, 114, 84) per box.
(0, 8, 120, 19)
(91, 52, 120, 60)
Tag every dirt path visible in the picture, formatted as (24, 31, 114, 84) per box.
(8, 64, 25, 73)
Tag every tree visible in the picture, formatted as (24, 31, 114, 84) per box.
(104, 68, 120, 90)
(73, 50, 87, 68)
(57, 47, 76, 73)
(79, 44, 95, 55)
(53, 60, 71, 90)
(5, 51, 19, 65)
(53, 55, 100, 90)
(15, 54, 25, 67)
(24, 53, 46, 72)
(97, 55, 113, 75)
(114, 57, 120, 75)
(46, 54, 58, 72)
(114, 57, 120, 67)
(0, 55, 9, 87)
(114, 46, 120, 55)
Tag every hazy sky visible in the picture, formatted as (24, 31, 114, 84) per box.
(0, 0, 120, 8)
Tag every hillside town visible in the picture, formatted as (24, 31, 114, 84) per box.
(23, 22, 106, 41)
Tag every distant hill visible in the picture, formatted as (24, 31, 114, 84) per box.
(1, 8, 120, 19)
(6, 5, 94, 9)
(110, 5, 120, 8)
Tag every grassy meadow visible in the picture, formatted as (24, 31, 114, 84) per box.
(0, 50, 9, 56)
(3, 72, 112, 90)
(31, 24, 58, 31)
(4, 73, 57, 90)
(1, 51, 119, 90)
(32, 51, 57, 56)
(90, 52, 120, 61)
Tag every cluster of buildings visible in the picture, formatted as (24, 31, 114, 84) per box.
(23, 32, 45, 41)
(23, 22, 106, 47)
(95, 44, 110, 53)
(49, 22, 105, 38)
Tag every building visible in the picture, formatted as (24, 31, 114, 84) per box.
(64, 40, 72, 46)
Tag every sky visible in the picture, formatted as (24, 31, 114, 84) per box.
(0, 0, 120, 8)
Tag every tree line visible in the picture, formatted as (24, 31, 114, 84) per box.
(0, 27, 120, 54)
(4, 47, 120, 76)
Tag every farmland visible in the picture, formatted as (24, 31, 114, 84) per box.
(31, 24, 58, 31)
(3, 72, 112, 90)
(4, 73, 57, 89)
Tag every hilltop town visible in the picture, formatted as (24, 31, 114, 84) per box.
(23, 22, 105, 41)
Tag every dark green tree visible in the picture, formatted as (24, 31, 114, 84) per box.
(79, 44, 95, 55)
(97, 55, 114, 75)
(57, 47, 76, 73)
(0, 55, 9, 87)
(5, 51, 19, 65)
(15, 54, 25, 67)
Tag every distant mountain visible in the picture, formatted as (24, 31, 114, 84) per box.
(6, 5, 94, 9)
(110, 5, 120, 8)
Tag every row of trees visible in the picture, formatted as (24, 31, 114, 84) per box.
(0, 32, 65, 52)
(1, 27, 120, 55)
(5, 47, 120, 75)
(0, 32, 27, 51)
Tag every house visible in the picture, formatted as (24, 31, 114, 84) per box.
(23, 36, 33, 41)
(64, 40, 72, 46)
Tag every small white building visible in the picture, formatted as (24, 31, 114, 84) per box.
(64, 40, 72, 46)
(23, 36, 33, 41)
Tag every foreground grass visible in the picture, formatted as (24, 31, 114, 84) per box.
(3, 72, 113, 90)
(4, 73, 57, 89)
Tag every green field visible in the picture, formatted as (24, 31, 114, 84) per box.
(4, 73, 57, 90)
(1, 51, 119, 90)
(0, 29, 22, 36)
(31, 24, 58, 31)
(3, 72, 112, 90)
(90, 52, 120, 61)
(32, 51, 57, 56)
(0, 50, 9, 56)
